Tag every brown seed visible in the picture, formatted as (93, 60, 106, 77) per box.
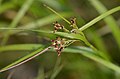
(70, 17, 76, 25)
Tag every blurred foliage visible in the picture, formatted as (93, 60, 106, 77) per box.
(0, 0, 120, 79)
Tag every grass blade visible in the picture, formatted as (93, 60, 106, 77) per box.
(79, 6, 120, 32)
(89, 0, 120, 48)
(44, 4, 71, 24)
(87, 29, 110, 60)
(31, 30, 86, 41)
(63, 46, 120, 73)
(0, 44, 42, 52)
(0, 28, 86, 41)
(0, 46, 51, 73)
(54, 32, 86, 41)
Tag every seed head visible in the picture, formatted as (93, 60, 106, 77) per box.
(53, 21, 64, 33)
(51, 37, 65, 56)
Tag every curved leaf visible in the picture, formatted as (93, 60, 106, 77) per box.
(89, 0, 120, 48)
(79, 6, 120, 31)
(63, 46, 120, 73)
(0, 44, 42, 52)
(0, 45, 51, 73)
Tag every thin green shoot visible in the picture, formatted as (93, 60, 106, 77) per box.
(0, 46, 51, 73)
(44, 4, 71, 24)
(79, 6, 120, 31)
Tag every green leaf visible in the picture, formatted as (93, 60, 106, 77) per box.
(89, 0, 120, 48)
(30, 30, 86, 41)
(44, 4, 71, 24)
(1, 44, 120, 73)
(54, 32, 86, 41)
(0, 28, 86, 41)
(0, 45, 51, 73)
(87, 29, 111, 61)
(0, 44, 42, 52)
(63, 46, 120, 73)
(79, 6, 120, 31)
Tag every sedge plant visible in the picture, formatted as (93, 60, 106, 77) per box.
(0, 4, 120, 77)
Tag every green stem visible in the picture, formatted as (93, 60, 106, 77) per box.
(44, 4, 71, 25)
(79, 6, 120, 31)
(63, 27, 69, 32)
